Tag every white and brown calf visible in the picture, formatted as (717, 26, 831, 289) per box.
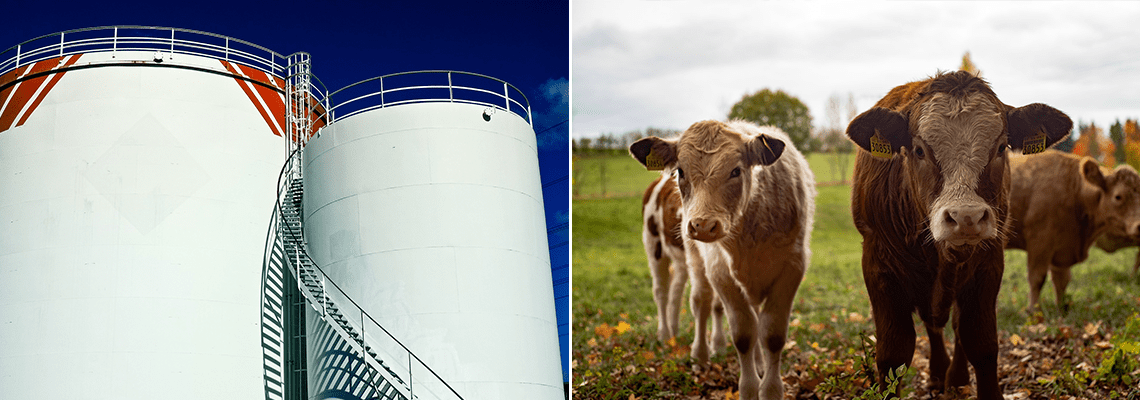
(631, 121, 816, 400)
(641, 173, 725, 362)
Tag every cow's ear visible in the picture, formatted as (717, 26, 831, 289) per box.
(1008, 103, 1072, 154)
(846, 107, 910, 158)
(629, 136, 677, 171)
(744, 134, 785, 167)
(1081, 158, 1107, 191)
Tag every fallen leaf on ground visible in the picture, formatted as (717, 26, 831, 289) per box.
(1009, 333, 1024, 346)
(596, 323, 614, 339)
(1084, 321, 1100, 336)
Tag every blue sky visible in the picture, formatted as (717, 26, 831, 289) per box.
(2, 0, 569, 383)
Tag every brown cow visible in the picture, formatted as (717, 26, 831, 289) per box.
(640, 173, 726, 362)
(1007, 151, 1140, 310)
(847, 71, 1071, 399)
(631, 121, 815, 400)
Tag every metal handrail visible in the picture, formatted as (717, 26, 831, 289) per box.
(0, 26, 333, 120)
(273, 147, 465, 400)
(1, 26, 287, 78)
(317, 70, 533, 129)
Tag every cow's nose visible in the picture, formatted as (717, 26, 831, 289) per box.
(688, 218, 722, 242)
(944, 205, 989, 236)
(1130, 221, 1140, 239)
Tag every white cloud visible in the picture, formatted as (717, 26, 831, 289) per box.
(573, 1, 1140, 139)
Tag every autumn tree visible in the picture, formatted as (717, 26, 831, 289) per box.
(1123, 119, 1140, 170)
(1111, 120, 1126, 166)
(1072, 122, 1116, 166)
(727, 88, 813, 152)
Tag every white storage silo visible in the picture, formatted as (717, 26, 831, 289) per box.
(300, 72, 564, 400)
(0, 27, 287, 399)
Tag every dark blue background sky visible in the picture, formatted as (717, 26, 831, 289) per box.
(2, 0, 570, 383)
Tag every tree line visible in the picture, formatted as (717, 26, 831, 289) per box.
(1064, 119, 1140, 170)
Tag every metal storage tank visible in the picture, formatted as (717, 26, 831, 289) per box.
(0, 27, 288, 399)
(299, 71, 564, 400)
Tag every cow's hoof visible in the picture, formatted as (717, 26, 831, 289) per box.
(926, 376, 944, 393)
(691, 346, 709, 364)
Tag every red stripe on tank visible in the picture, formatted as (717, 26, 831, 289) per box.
(16, 54, 81, 127)
(221, 60, 283, 137)
(240, 65, 287, 139)
(0, 58, 62, 132)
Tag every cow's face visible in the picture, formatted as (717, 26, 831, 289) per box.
(629, 121, 784, 243)
(848, 72, 1071, 249)
(1087, 163, 1140, 240)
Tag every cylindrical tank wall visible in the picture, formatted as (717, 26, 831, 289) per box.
(303, 102, 563, 400)
(0, 53, 281, 399)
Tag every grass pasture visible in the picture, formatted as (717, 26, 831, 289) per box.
(572, 152, 1140, 399)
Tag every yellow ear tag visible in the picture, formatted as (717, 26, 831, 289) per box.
(869, 133, 892, 158)
(645, 149, 665, 170)
(1023, 133, 1047, 155)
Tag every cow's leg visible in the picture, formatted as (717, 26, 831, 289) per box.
(952, 262, 1003, 400)
(710, 294, 726, 355)
(922, 319, 950, 392)
(863, 267, 916, 388)
(1050, 265, 1072, 313)
(665, 253, 689, 340)
(646, 237, 673, 342)
(945, 320, 969, 388)
(710, 268, 762, 400)
(688, 256, 715, 363)
(1026, 251, 1050, 311)
(755, 263, 802, 400)
(753, 304, 763, 374)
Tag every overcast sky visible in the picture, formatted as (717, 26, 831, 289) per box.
(573, 1, 1140, 140)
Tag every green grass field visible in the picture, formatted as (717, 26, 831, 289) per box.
(572, 152, 1140, 399)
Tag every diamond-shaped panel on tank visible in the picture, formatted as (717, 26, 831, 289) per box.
(83, 113, 209, 235)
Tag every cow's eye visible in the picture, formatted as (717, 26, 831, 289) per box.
(1116, 194, 1123, 202)
(914, 146, 925, 159)
(730, 167, 741, 178)
(676, 168, 685, 179)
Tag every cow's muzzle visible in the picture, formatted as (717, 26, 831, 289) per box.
(933, 203, 996, 246)
(687, 217, 725, 242)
